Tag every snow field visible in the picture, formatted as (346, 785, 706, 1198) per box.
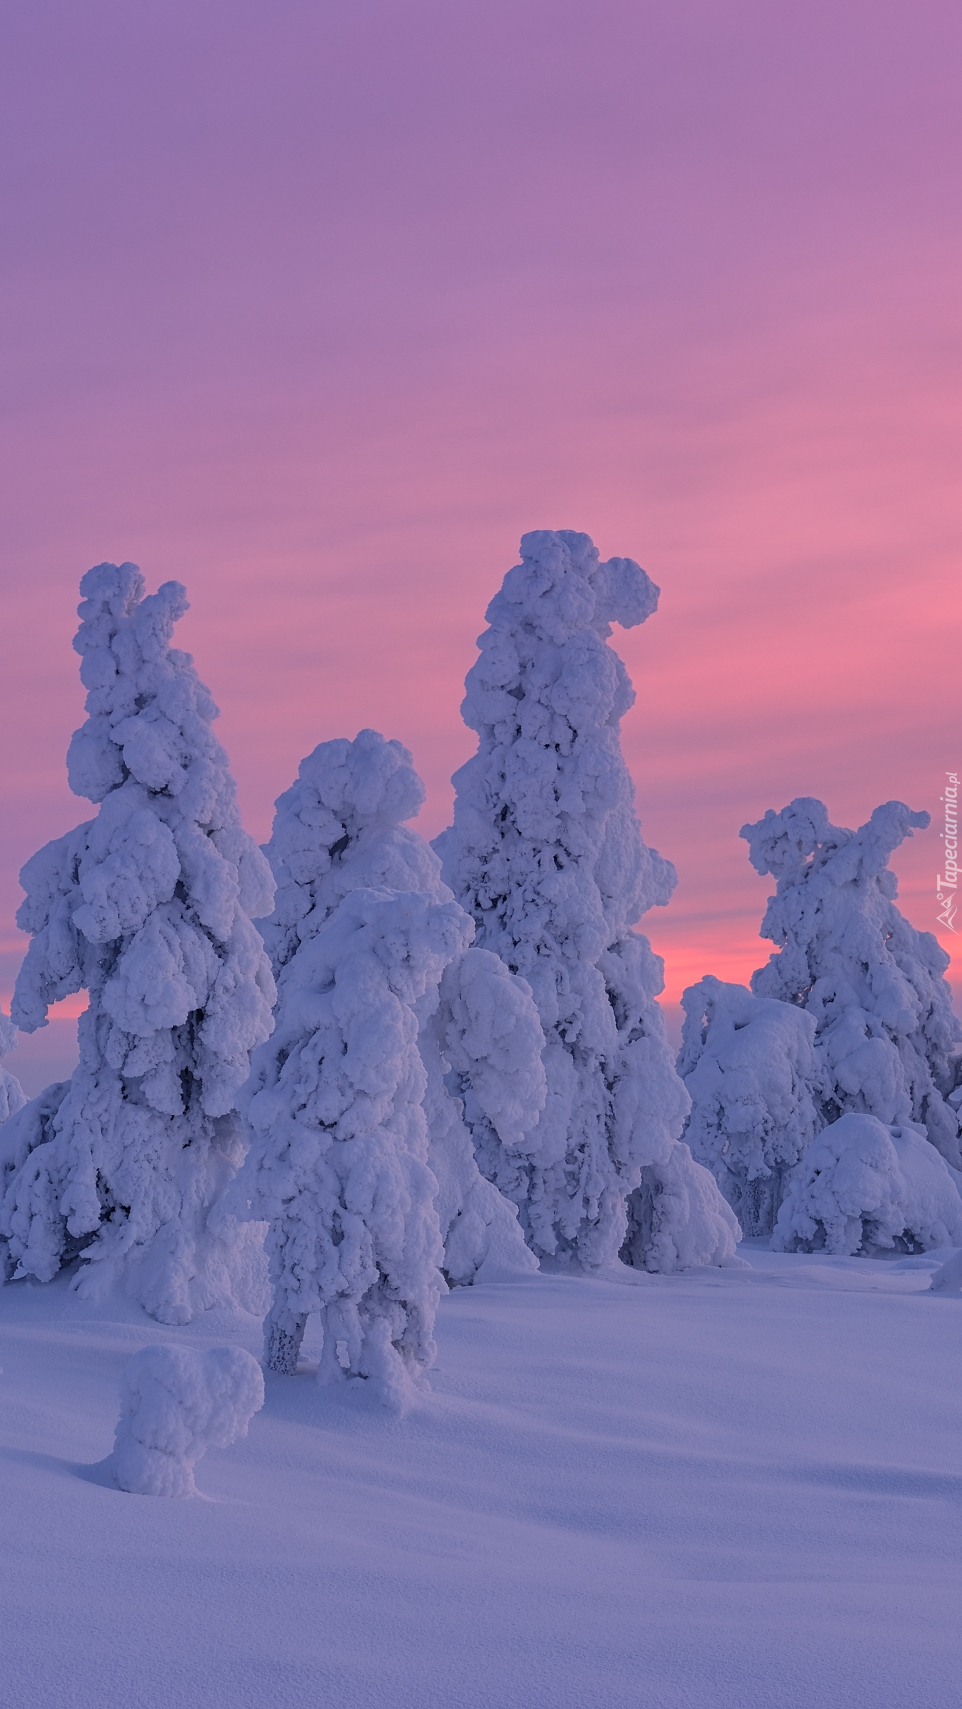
(2, 1254, 962, 1709)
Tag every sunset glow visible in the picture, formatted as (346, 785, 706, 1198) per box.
(2, 1, 959, 1093)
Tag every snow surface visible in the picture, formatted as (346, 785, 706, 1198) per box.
(3, 1251, 962, 1709)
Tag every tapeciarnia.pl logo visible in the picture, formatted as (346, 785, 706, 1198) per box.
(936, 769, 959, 933)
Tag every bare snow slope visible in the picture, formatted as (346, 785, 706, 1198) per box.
(2, 1253, 961, 1709)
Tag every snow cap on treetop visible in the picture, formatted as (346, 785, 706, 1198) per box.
(272, 729, 425, 881)
(742, 797, 930, 883)
(66, 563, 224, 808)
(484, 529, 659, 648)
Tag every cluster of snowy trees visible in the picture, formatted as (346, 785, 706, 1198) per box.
(1, 533, 960, 1405)
(679, 799, 962, 1253)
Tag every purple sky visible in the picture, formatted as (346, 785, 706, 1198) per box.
(2, 0, 960, 1092)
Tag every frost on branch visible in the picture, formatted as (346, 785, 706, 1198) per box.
(622, 1142, 743, 1272)
(0, 565, 276, 1322)
(239, 887, 474, 1405)
(772, 1112, 962, 1256)
(0, 1010, 26, 1126)
(252, 729, 542, 1293)
(436, 529, 695, 1270)
(678, 976, 822, 1236)
(743, 798, 962, 1170)
(111, 1343, 264, 1496)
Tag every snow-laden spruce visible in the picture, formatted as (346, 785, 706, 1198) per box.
(240, 887, 472, 1404)
(250, 729, 543, 1306)
(772, 1112, 962, 1256)
(678, 976, 822, 1237)
(435, 529, 723, 1271)
(622, 1142, 743, 1271)
(111, 1343, 264, 1496)
(0, 1010, 26, 1126)
(743, 798, 962, 1169)
(0, 565, 276, 1322)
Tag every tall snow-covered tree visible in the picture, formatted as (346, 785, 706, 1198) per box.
(678, 975, 822, 1237)
(742, 798, 962, 1170)
(247, 729, 544, 1311)
(435, 528, 724, 1271)
(0, 564, 276, 1323)
(0, 1010, 26, 1125)
(239, 886, 472, 1402)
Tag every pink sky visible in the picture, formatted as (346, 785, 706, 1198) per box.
(1, 0, 960, 1092)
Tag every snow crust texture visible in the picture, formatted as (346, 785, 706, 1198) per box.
(743, 798, 962, 1168)
(773, 1112, 962, 1256)
(111, 1342, 264, 1496)
(0, 1010, 26, 1125)
(436, 529, 698, 1268)
(679, 976, 822, 1236)
(0, 565, 276, 1322)
(250, 730, 542, 1312)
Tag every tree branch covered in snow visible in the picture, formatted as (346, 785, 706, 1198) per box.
(0, 1010, 26, 1126)
(0, 565, 276, 1322)
(436, 529, 714, 1270)
(743, 798, 962, 1169)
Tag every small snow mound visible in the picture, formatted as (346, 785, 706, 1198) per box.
(929, 1248, 962, 1293)
(622, 1142, 744, 1273)
(773, 1113, 962, 1256)
(111, 1343, 264, 1497)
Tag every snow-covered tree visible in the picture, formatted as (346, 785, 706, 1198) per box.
(678, 975, 822, 1237)
(239, 887, 471, 1403)
(249, 729, 544, 1301)
(0, 564, 276, 1323)
(772, 1112, 962, 1256)
(111, 1343, 264, 1497)
(0, 1010, 26, 1125)
(743, 798, 962, 1170)
(435, 528, 709, 1271)
(621, 1142, 743, 1272)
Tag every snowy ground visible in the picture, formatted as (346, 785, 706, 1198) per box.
(2, 1247, 961, 1709)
